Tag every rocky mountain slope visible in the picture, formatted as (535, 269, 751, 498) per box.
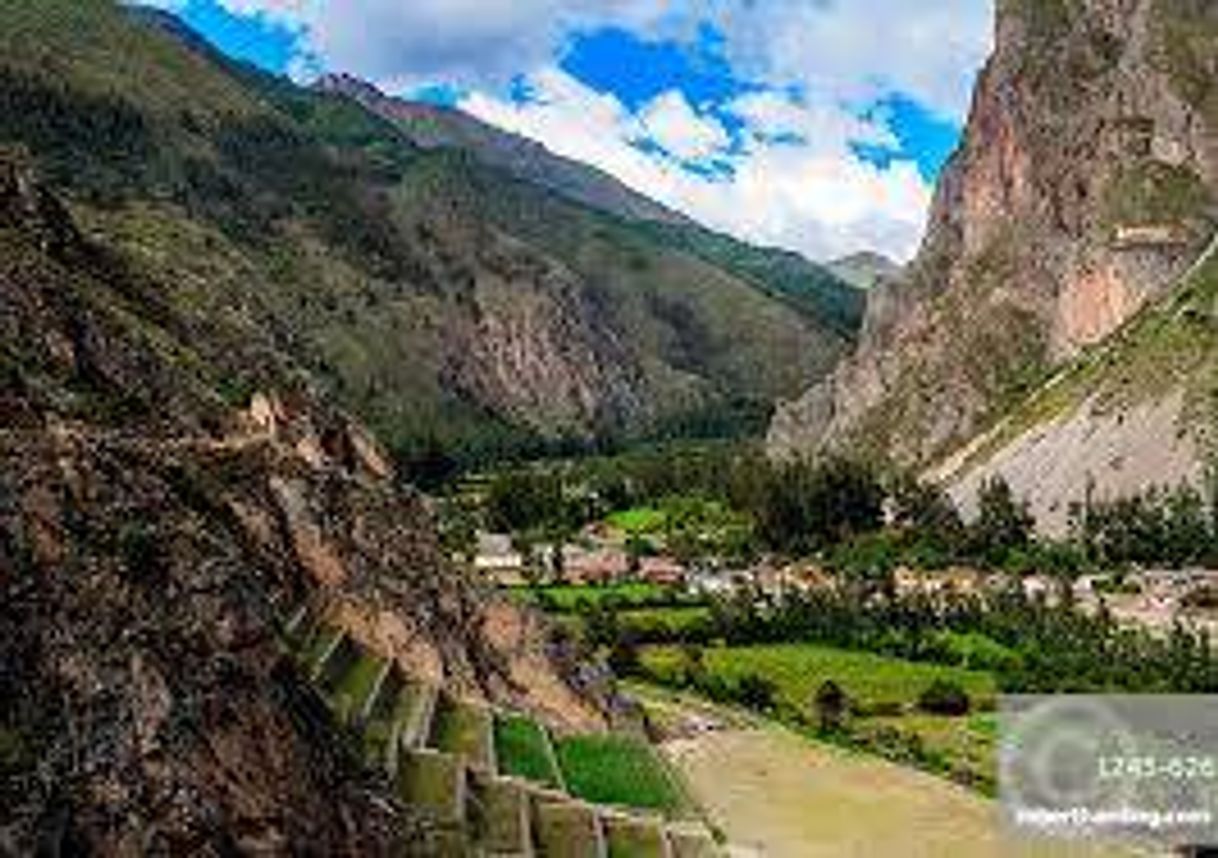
(4, 0, 860, 478)
(0, 135, 600, 853)
(770, 0, 1217, 484)
(321, 74, 866, 342)
(933, 235, 1217, 535)
(316, 73, 691, 226)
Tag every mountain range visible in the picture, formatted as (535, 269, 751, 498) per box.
(3, 0, 863, 481)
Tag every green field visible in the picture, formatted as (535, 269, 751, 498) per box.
(617, 607, 712, 634)
(606, 506, 669, 533)
(513, 582, 684, 612)
(493, 714, 562, 788)
(555, 734, 684, 812)
(857, 712, 999, 790)
(641, 643, 996, 712)
(555, 606, 712, 638)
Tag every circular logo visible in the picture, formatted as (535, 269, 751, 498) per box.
(1001, 697, 1141, 829)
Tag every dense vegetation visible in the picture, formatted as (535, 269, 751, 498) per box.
(476, 435, 1218, 578)
(618, 583, 1218, 694)
(636, 221, 866, 337)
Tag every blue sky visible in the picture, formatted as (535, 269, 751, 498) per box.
(147, 1, 993, 261)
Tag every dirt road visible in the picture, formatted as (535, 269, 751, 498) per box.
(664, 727, 1136, 858)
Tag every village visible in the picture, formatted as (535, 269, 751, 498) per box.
(469, 523, 1218, 635)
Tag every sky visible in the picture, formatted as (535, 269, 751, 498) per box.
(142, 0, 993, 263)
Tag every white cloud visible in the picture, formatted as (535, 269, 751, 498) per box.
(208, 0, 670, 87)
(637, 92, 730, 162)
(174, 0, 991, 259)
(463, 70, 933, 261)
(204, 1, 989, 118)
(704, 0, 992, 119)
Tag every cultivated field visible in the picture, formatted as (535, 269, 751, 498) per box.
(554, 733, 685, 813)
(641, 642, 997, 710)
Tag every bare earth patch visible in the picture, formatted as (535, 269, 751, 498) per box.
(664, 727, 1133, 858)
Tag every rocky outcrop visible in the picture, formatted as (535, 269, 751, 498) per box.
(771, 0, 1217, 468)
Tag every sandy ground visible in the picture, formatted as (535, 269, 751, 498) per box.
(664, 727, 1139, 858)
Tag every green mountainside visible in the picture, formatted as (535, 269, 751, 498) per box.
(0, 0, 860, 477)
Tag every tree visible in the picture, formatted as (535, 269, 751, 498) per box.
(753, 457, 884, 554)
(814, 680, 847, 733)
(889, 471, 964, 555)
(970, 476, 1034, 566)
(485, 470, 567, 532)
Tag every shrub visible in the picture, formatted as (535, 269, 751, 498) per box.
(735, 673, 777, 712)
(814, 679, 848, 733)
(918, 679, 971, 716)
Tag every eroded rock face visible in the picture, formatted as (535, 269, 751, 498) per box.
(771, 0, 1216, 467)
(439, 230, 645, 436)
(0, 433, 415, 855)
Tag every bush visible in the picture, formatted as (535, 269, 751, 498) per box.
(814, 679, 848, 733)
(918, 679, 971, 716)
(735, 673, 777, 712)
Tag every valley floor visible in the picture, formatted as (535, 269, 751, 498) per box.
(662, 723, 1135, 858)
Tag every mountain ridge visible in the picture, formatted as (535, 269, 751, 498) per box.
(315, 72, 693, 227)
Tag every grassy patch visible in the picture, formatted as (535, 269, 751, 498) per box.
(514, 582, 681, 612)
(397, 750, 464, 823)
(642, 643, 996, 712)
(607, 506, 669, 533)
(617, 607, 713, 634)
(493, 713, 561, 788)
(858, 712, 999, 791)
(555, 734, 684, 812)
(330, 651, 386, 724)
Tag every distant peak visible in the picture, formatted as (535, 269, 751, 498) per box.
(828, 251, 901, 289)
(314, 72, 383, 101)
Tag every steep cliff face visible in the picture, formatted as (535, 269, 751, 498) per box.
(0, 149, 598, 853)
(770, 0, 1217, 467)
